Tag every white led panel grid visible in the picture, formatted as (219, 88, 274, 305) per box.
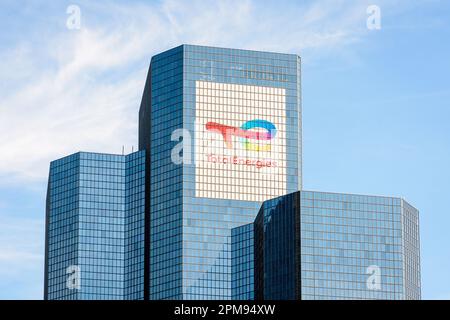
(195, 80, 286, 202)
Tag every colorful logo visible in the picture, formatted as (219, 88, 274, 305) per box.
(205, 119, 277, 151)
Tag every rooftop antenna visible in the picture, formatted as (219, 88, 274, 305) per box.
(122, 145, 124, 156)
(132, 146, 134, 153)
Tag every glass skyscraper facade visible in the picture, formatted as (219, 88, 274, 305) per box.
(231, 223, 254, 300)
(44, 44, 421, 300)
(139, 45, 302, 299)
(44, 151, 146, 300)
(232, 190, 421, 300)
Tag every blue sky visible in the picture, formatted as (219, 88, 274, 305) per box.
(0, 0, 449, 299)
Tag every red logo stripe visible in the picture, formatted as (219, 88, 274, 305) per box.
(205, 122, 271, 149)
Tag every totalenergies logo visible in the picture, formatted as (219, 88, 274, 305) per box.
(205, 119, 277, 151)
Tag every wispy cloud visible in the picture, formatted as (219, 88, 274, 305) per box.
(0, 0, 385, 184)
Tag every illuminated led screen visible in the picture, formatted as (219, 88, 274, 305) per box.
(195, 80, 286, 202)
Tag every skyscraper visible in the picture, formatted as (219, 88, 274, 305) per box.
(231, 191, 421, 300)
(138, 45, 302, 299)
(44, 44, 420, 300)
(44, 151, 146, 300)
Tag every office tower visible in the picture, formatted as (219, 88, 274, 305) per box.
(139, 45, 302, 299)
(231, 223, 255, 300)
(44, 44, 421, 301)
(44, 151, 146, 300)
(231, 191, 421, 300)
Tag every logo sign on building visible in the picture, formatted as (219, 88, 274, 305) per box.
(195, 81, 286, 202)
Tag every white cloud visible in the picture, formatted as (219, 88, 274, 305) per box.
(0, 0, 390, 183)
